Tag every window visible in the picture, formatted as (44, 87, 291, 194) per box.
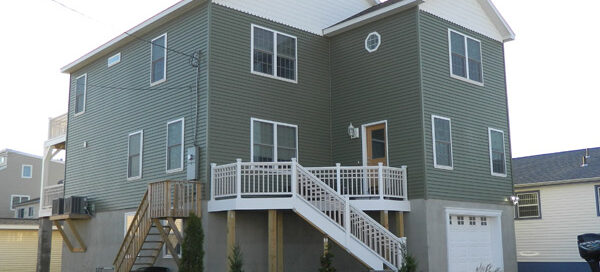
(21, 165, 32, 178)
(28, 207, 34, 217)
(251, 25, 297, 82)
(108, 52, 121, 67)
(480, 216, 487, 226)
(17, 208, 25, 218)
(449, 29, 483, 84)
(457, 216, 464, 225)
(365, 32, 381, 52)
(488, 128, 506, 176)
(251, 118, 298, 162)
(432, 115, 453, 169)
(127, 131, 143, 180)
(163, 219, 183, 258)
(124, 212, 135, 237)
(151, 34, 167, 85)
(449, 215, 452, 225)
(516, 191, 541, 219)
(0, 156, 6, 167)
(166, 118, 184, 172)
(469, 216, 476, 225)
(10, 195, 29, 210)
(75, 74, 87, 115)
(595, 185, 600, 216)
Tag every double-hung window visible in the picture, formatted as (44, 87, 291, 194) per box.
(516, 191, 541, 219)
(449, 29, 483, 84)
(10, 195, 29, 211)
(251, 25, 297, 82)
(151, 34, 167, 85)
(127, 131, 143, 180)
(252, 119, 297, 162)
(488, 128, 507, 176)
(21, 165, 32, 178)
(28, 207, 34, 217)
(432, 115, 453, 169)
(75, 74, 87, 115)
(166, 118, 184, 172)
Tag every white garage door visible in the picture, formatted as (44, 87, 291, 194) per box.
(448, 215, 497, 272)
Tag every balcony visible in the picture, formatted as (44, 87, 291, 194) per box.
(208, 159, 409, 212)
(46, 113, 67, 147)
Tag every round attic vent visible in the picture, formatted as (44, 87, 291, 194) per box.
(365, 32, 381, 53)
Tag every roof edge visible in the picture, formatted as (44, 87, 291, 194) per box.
(515, 176, 600, 188)
(479, 0, 515, 42)
(0, 149, 42, 159)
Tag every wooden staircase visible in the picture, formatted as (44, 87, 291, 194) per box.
(113, 181, 201, 272)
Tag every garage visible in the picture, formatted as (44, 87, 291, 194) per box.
(446, 208, 504, 272)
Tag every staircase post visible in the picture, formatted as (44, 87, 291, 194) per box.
(236, 159, 242, 199)
(378, 162, 384, 200)
(401, 166, 408, 200)
(291, 158, 297, 197)
(344, 196, 350, 244)
(335, 163, 341, 194)
(210, 163, 216, 200)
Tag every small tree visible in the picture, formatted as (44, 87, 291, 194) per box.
(179, 212, 204, 272)
(319, 241, 336, 272)
(228, 245, 244, 272)
(399, 242, 417, 272)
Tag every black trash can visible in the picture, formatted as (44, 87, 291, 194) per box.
(578, 233, 600, 272)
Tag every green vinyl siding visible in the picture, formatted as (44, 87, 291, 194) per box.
(207, 4, 331, 167)
(419, 11, 512, 203)
(65, 3, 209, 212)
(330, 8, 426, 199)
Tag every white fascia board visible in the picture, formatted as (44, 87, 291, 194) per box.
(323, 0, 422, 36)
(515, 177, 600, 189)
(61, 0, 202, 74)
(479, 0, 515, 42)
(1, 149, 42, 159)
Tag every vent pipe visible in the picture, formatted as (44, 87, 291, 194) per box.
(581, 156, 588, 167)
(586, 148, 590, 158)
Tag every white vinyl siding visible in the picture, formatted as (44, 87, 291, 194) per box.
(151, 34, 167, 85)
(515, 183, 600, 262)
(127, 131, 143, 180)
(21, 165, 32, 178)
(166, 118, 184, 173)
(251, 118, 298, 162)
(74, 74, 87, 115)
(449, 29, 483, 85)
(488, 128, 506, 176)
(251, 25, 297, 83)
(432, 115, 453, 170)
(516, 191, 541, 219)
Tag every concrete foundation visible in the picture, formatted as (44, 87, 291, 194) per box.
(36, 217, 53, 272)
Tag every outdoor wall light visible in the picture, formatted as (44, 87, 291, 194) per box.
(348, 123, 359, 139)
(509, 195, 519, 206)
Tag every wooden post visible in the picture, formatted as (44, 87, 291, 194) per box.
(395, 211, 405, 237)
(227, 210, 236, 271)
(277, 212, 283, 272)
(380, 210, 389, 230)
(268, 210, 277, 272)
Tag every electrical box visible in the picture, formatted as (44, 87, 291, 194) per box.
(187, 146, 198, 180)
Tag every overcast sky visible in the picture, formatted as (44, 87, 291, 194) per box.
(0, 0, 598, 159)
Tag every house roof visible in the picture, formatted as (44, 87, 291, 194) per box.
(0, 149, 42, 159)
(513, 147, 600, 186)
(13, 198, 40, 208)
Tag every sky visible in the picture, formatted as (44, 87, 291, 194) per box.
(0, 0, 598, 159)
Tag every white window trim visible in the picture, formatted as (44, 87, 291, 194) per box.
(488, 128, 507, 177)
(364, 32, 381, 53)
(108, 52, 121, 67)
(431, 115, 454, 170)
(21, 164, 33, 179)
(150, 33, 167, 86)
(10, 195, 30, 211)
(516, 191, 541, 219)
(127, 130, 144, 181)
(448, 29, 484, 86)
(250, 117, 299, 162)
(360, 120, 390, 166)
(74, 73, 87, 116)
(250, 24, 298, 84)
(166, 118, 184, 173)
(124, 211, 136, 237)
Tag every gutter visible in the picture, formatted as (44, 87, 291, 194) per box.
(515, 176, 600, 189)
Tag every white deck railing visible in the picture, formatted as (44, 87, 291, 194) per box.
(42, 184, 64, 209)
(48, 113, 67, 140)
(211, 160, 407, 200)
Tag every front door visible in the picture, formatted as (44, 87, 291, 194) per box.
(366, 123, 387, 166)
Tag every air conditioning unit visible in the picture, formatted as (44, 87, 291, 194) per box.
(64, 196, 88, 215)
(52, 198, 64, 216)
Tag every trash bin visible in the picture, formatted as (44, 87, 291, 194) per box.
(578, 233, 600, 272)
(134, 267, 169, 272)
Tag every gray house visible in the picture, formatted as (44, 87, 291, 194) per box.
(0, 149, 64, 218)
(54, 0, 516, 271)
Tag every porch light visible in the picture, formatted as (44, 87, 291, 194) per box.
(509, 195, 519, 206)
(348, 123, 359, 139)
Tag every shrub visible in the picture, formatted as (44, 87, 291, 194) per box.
(228, 245, 244, 272)
(399, 242, 417, 272)
(319, 242, 336, 272)
(179, 212, 204, 272)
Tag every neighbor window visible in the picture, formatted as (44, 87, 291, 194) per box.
(151, 34, 167, 85)
(28, 207, 34, 217)
(163, 219, 183, 258)
(0, 156, 6, 166)
(75, 74, 87, 115)
(127, 131, 143, 179)
(449, 29, 483, 84)
(166, 118, 184, 172)
(17, 208, 25, 218)
(595, 185, 600, 216)
(432, 115, 453, 169)
(488, 128, 506, 176)
(108, 52, 121, 67)
(124, 212, 135, 237)
(21, 165, 32, 178)
(516, 191, 541, 219)
(252, 119, 297, 162)
(252, 25, 297, 82)
(10, 195, 29, 210)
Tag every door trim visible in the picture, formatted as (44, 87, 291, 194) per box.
(361, 120, 389, 166)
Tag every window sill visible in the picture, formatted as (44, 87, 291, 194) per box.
(127, 176, 142, 181)
(434, 164, 453, 171)
(515, 217, 541, 220)
(251, 70, 297, 84)
(166, 168, 183, 174)
(450, 73, 484, 87)
(74, 110, 85, 117)
(150, 78, 167, 87)
(491, 172, 507, 177)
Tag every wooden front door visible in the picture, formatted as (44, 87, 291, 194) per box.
(366, 123, 387, 166)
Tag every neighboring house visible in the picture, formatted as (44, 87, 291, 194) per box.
(0, 149, 64, 218)
(13, 198, 40, 219)
(513, 148, 600, 272)
(56, 0, 516, 271)
(0, 218, 63, 272)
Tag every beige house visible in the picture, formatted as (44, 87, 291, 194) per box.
(13, 198, 40, 219)
(0, 149, 64, 218)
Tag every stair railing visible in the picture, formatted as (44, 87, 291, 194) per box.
(114, 191, 151, 272)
